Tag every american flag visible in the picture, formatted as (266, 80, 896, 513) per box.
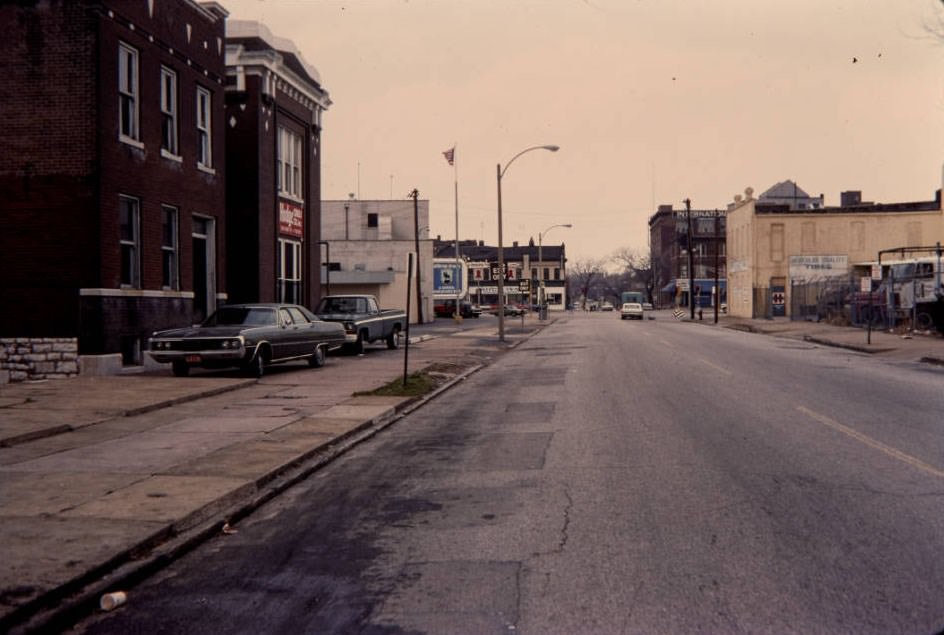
(442, 146, 455, 166)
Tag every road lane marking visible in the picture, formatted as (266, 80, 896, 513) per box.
(797, 405, 944, 479)
(659, 339, 674, 348)
(698, 358, 732, 376)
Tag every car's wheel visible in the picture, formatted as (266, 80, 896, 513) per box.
(171, 361, 190, 377)
(352, 331, 366, 355)
(243, 349, 266, 378)
(915, 311, 935, 331)
(308, 344, 326, 368)
(386, 327, 401, 350)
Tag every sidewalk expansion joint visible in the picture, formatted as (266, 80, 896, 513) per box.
(122, 379, 257, 417)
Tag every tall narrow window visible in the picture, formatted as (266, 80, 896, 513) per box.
(770, 223, 785, 262)
(118, 43, 139, 141)
(196, 86, 212, 168)
(850, 221, 865, 251)
(119, 196, 140, 288)
(277, 238, 302, 303)
(161, 205, 179, 290)
(276, 130, 283, 192)
(160, 67, 178, 156)
(277, 127, 303, 199)
(801, 221, 815, 253)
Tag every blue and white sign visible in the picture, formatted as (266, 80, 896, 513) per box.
(433, 259, 467, 299)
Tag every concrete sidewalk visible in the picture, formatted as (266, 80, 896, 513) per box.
(0, 319, 542, 634)
(2, 312, 942, 633)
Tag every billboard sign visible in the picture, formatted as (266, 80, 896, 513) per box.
(433, 259, 467, 299)
(788, 255, 848, 282)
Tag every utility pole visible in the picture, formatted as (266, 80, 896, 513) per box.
(686, 198, 695, 320)
(318, 240, 330, 297)
(713, 212, 720, 323)
(410, 189, 424, 324)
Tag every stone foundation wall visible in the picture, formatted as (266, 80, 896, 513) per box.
(0, 338, 79, 383)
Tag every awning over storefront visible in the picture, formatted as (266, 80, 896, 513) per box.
(661, 281, 676, 294)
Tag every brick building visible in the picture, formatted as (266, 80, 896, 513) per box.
(224, 21, 330, 308)
(648, 203, 726, 309)
(0, 0, 228, 367)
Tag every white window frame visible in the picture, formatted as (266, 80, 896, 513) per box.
(161, 205, 179, 290)
(196, 86, 212, 170)
(160, 66, 179, 158)
(277, 127, 303, 201)
(119, 195, 141, 288)
(118, 42, 140, 144)
(277, 238, 302, 303)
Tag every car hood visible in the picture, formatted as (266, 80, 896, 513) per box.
(151, 325, 253, 338)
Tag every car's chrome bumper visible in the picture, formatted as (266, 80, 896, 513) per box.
(147, 348, 247, 364)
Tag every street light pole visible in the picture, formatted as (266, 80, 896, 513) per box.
(538, 223, 572, 320)
(496, 145, 559, 342)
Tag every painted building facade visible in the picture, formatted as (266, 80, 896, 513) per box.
(726, 186, 943, 318)
(321, 199, 433, 322)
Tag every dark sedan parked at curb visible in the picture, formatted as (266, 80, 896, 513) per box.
(148, 304, 346, 377)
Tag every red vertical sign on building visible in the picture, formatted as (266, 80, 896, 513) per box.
(279, 200, 304, 238)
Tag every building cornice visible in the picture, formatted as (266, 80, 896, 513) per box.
(226, 46, 331, 110)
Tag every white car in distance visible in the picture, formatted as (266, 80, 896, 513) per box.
(620, 302, 644, 320)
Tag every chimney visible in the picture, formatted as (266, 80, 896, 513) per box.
(840, 191, 862, 207)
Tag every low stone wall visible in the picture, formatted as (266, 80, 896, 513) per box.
(0, 337, 79, 383)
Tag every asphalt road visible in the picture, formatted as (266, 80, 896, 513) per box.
(75, 311, 944, 634)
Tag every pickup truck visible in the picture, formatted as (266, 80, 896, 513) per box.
(313, 294, 407, 354)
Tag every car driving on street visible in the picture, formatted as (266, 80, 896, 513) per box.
(620, 302, 645, 320)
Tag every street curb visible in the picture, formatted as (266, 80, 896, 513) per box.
(0, 424, 74, 448)
(801, 335, 893, 355)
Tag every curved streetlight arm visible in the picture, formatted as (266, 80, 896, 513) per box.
(500, 145, 560, 179)
(496, 144, 559, 342)
(539, 223, 573, 242)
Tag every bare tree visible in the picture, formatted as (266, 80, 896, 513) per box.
(611, 247, 654, 303)
(568, 258, 606, 309)
(924, 1, 944, 39)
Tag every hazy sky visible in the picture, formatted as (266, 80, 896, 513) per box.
(223, 0, 944, 265)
